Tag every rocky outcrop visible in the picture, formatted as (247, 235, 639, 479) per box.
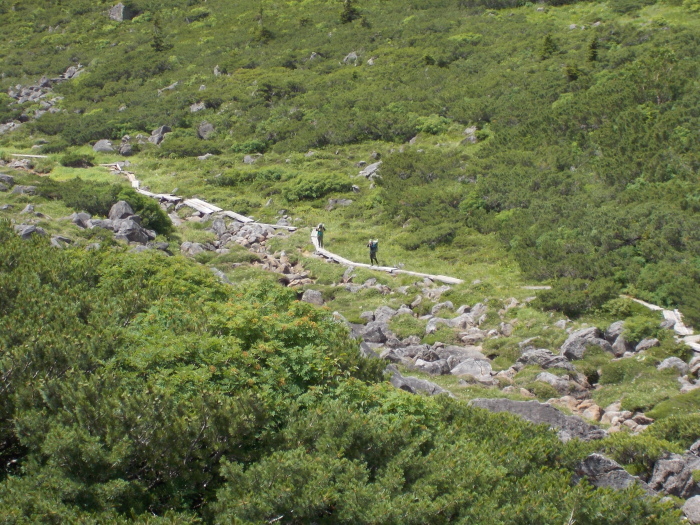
(148, 125, 171, 145)
(560, 327, 613, 360)
(470, 398, 606, 442)
(575, 454, 652, 492)
(387, 366, 451, 397)
(301, 289, 324, 306)
(649, 450, 700, 498)
(93, 139, 114, 153)
(14, 224, 47, 240)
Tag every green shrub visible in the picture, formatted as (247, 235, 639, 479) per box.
(534, 278, 620, 317)
(645, 413, 700, 448)
(598, 432, 680, 478)
(398, 224, 456, 251)
(59, 152, 95, 168)
(157, 136, 221, 158)
(231, 140, 268, 154)
(118, 188, 173, 235)
(623, 315, 663, 345)
(38, 177, 120, 216)
(528, 381, 559, 401)
(647, 389, 700, 420)
(39, 139, 70, 154)
(281, 173, 352, 201)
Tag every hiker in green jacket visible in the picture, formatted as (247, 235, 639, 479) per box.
(316, 223, 326, 248)
(367, 238, 379, 265)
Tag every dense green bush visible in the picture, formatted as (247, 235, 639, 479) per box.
(281, 172, 353, 201)
(533, 278, 620, 317)
(59, 151, 95, 168)
(157, 136, 221, 158)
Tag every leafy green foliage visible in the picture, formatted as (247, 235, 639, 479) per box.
(281, 172, 353, 201)
(59, 151, 95, 168)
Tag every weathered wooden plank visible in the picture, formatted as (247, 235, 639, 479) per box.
(185, 198, 222, 213)
(11, 153, 48, 158)
(156, 194, 182, 203)
(221, 210, 254, 223)
(137, 189, 156, 197)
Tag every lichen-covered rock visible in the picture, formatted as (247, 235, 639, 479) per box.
(560, 327, 613, 360)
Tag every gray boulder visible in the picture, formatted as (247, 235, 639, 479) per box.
(431, 301, 454, 315)
(649, 453, 700, 498)
(12, 185, 36, 195)
(109, 201, 135, 221)
(343, 51, 358, 64)
(14, 224, 46, 240)
(362, 321, 390, 344)
(658, 357, 689, 375)
(470, 399, 607, 442)
(636, 338, 660, 352)
(326, 198, 353, 211)
(210, 217, 227, 237)
(517, 348, 574, 371)
(560, 327, 613, 360)
(119, 143, 133, 156)
(108, 2, 137, 21)
(243, 154, 260, 164)
(536, 372, 572, 395)
(684, 496, 700, 524)
(359, 161, 382, 179)
(301, 289, 324, 306)
(50, 235, 72, 249)
(149, 125, 172, 145)
(197, 121, 215, 139)
(575, 454, 652, 492)
(359, 342, 379, 359)
(388, 367, 451, 397)
(67, 212, 91, 228)
(414, 359, 451, 375)
(374, 305, 397, 323)
(435, 345, 487, 363)
(20, 204, 34, 214)
(0, 183, 8, 192)
(190, 102, 206, 113)
(450, 358, 493, 383)
(180, 242, 207, 256)
(0, 174, 15, 186)
(604, 321, 626, 343)
(611, 334, 634, 357)
(93, 139, 114, 152)
(113, 218, 155, 244)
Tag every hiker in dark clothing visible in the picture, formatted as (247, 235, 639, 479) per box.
(316, 223, 326, 248)
(367, 239, 379, 265)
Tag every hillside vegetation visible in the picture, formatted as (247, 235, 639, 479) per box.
(2, 0, 700, 322)
(1, 0, 700, 522)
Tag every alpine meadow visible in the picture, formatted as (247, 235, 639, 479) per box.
(1, 0, 700, 523)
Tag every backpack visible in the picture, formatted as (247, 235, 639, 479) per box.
(370, 240, 378, 250)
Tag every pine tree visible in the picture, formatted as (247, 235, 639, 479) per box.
(588, 37, 599, 62)
(540, 35, 557, 60)
(340, 0, 360, 23)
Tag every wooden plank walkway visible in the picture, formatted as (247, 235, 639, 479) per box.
(310, 231, 464, 285)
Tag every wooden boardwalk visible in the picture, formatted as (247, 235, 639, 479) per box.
(310, 231, 464, 285)
(101, 163, 297, 232)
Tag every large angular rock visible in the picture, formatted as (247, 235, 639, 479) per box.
(108, 200, 134, 221)
(604, 321, 625, 343)
(649, 453, 700, 498)
(576, 454, 652, 492)
(93, 139, 114, 152)
(301, 289, 324, 306)
(361, 321, 390, 344)
(197, 121, 215, 139)
(180, 242, 207, 256)
(14, 224, 47, 240)
(67, 212, 91, 228)
(414, 359, 450, 375)
(113, 218, 155, 244)
(148, 125, 172, 145)
(536, 372, 572, 395)
(657, 357, 689, 375)
(470, 399, 606, 442)
(374, 305, 397, 323)
(435, 345, 487, 363)
(359, 161, 382, 179)
(611, 334, 634, 357)
(450, 358, 493, 383)
(108, 2, 137, 21)
(0, 174, 15, 187)
(517, 348, 574, 371)
(11, 185, 36, 195)
(636, 338, 660, 352)
(560, 327, 613, 360)
(684, 496, 700, 524)
(388, 367, 451, 397)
